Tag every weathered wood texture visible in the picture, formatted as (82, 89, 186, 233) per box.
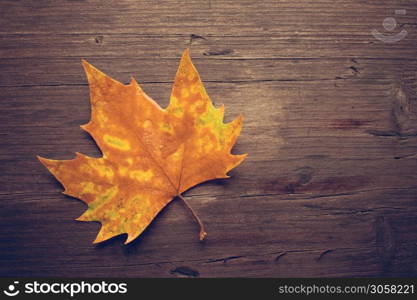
(1, 0, 417, 277)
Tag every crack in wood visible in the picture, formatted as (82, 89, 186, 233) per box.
(316, 249, 334, 261)
(274, 252, 287, 263)
(170, 266, 200, 277)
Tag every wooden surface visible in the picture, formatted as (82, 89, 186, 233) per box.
(1, 0, 417, 278)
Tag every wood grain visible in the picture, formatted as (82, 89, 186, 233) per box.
(1, 0, 416, 277)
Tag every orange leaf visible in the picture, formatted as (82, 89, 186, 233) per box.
(38, 49, 246, 244)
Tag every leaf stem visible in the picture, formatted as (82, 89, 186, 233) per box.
(177, 194, 207, 241)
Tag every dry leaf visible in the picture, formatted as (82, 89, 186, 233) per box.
(38, 49, 246, 244)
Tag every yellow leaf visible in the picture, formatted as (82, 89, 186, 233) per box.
(38, 49, 246, 244)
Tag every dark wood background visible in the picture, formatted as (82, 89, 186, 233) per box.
(1, 0, 417, 278)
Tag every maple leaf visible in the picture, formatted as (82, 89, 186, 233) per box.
(38, 49, 246, 244)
